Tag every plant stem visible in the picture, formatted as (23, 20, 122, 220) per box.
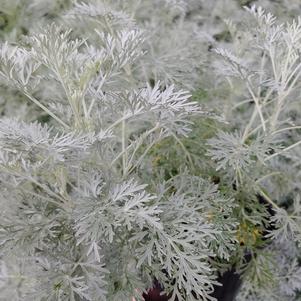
(23, 90, 69, 128)
(122, 119, 127, 177)
(259, 188, 280, 210)
(265, 139, 301, 161)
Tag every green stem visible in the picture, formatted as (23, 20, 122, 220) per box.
(122, 119, 127, 177)
(258, 188, 280, 210)
(23, 90, 69, 128)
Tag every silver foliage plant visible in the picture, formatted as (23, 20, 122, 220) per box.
(0, 1, 301, 301)
(210, 4, 301, 301)
(0, 1, 232, 300)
